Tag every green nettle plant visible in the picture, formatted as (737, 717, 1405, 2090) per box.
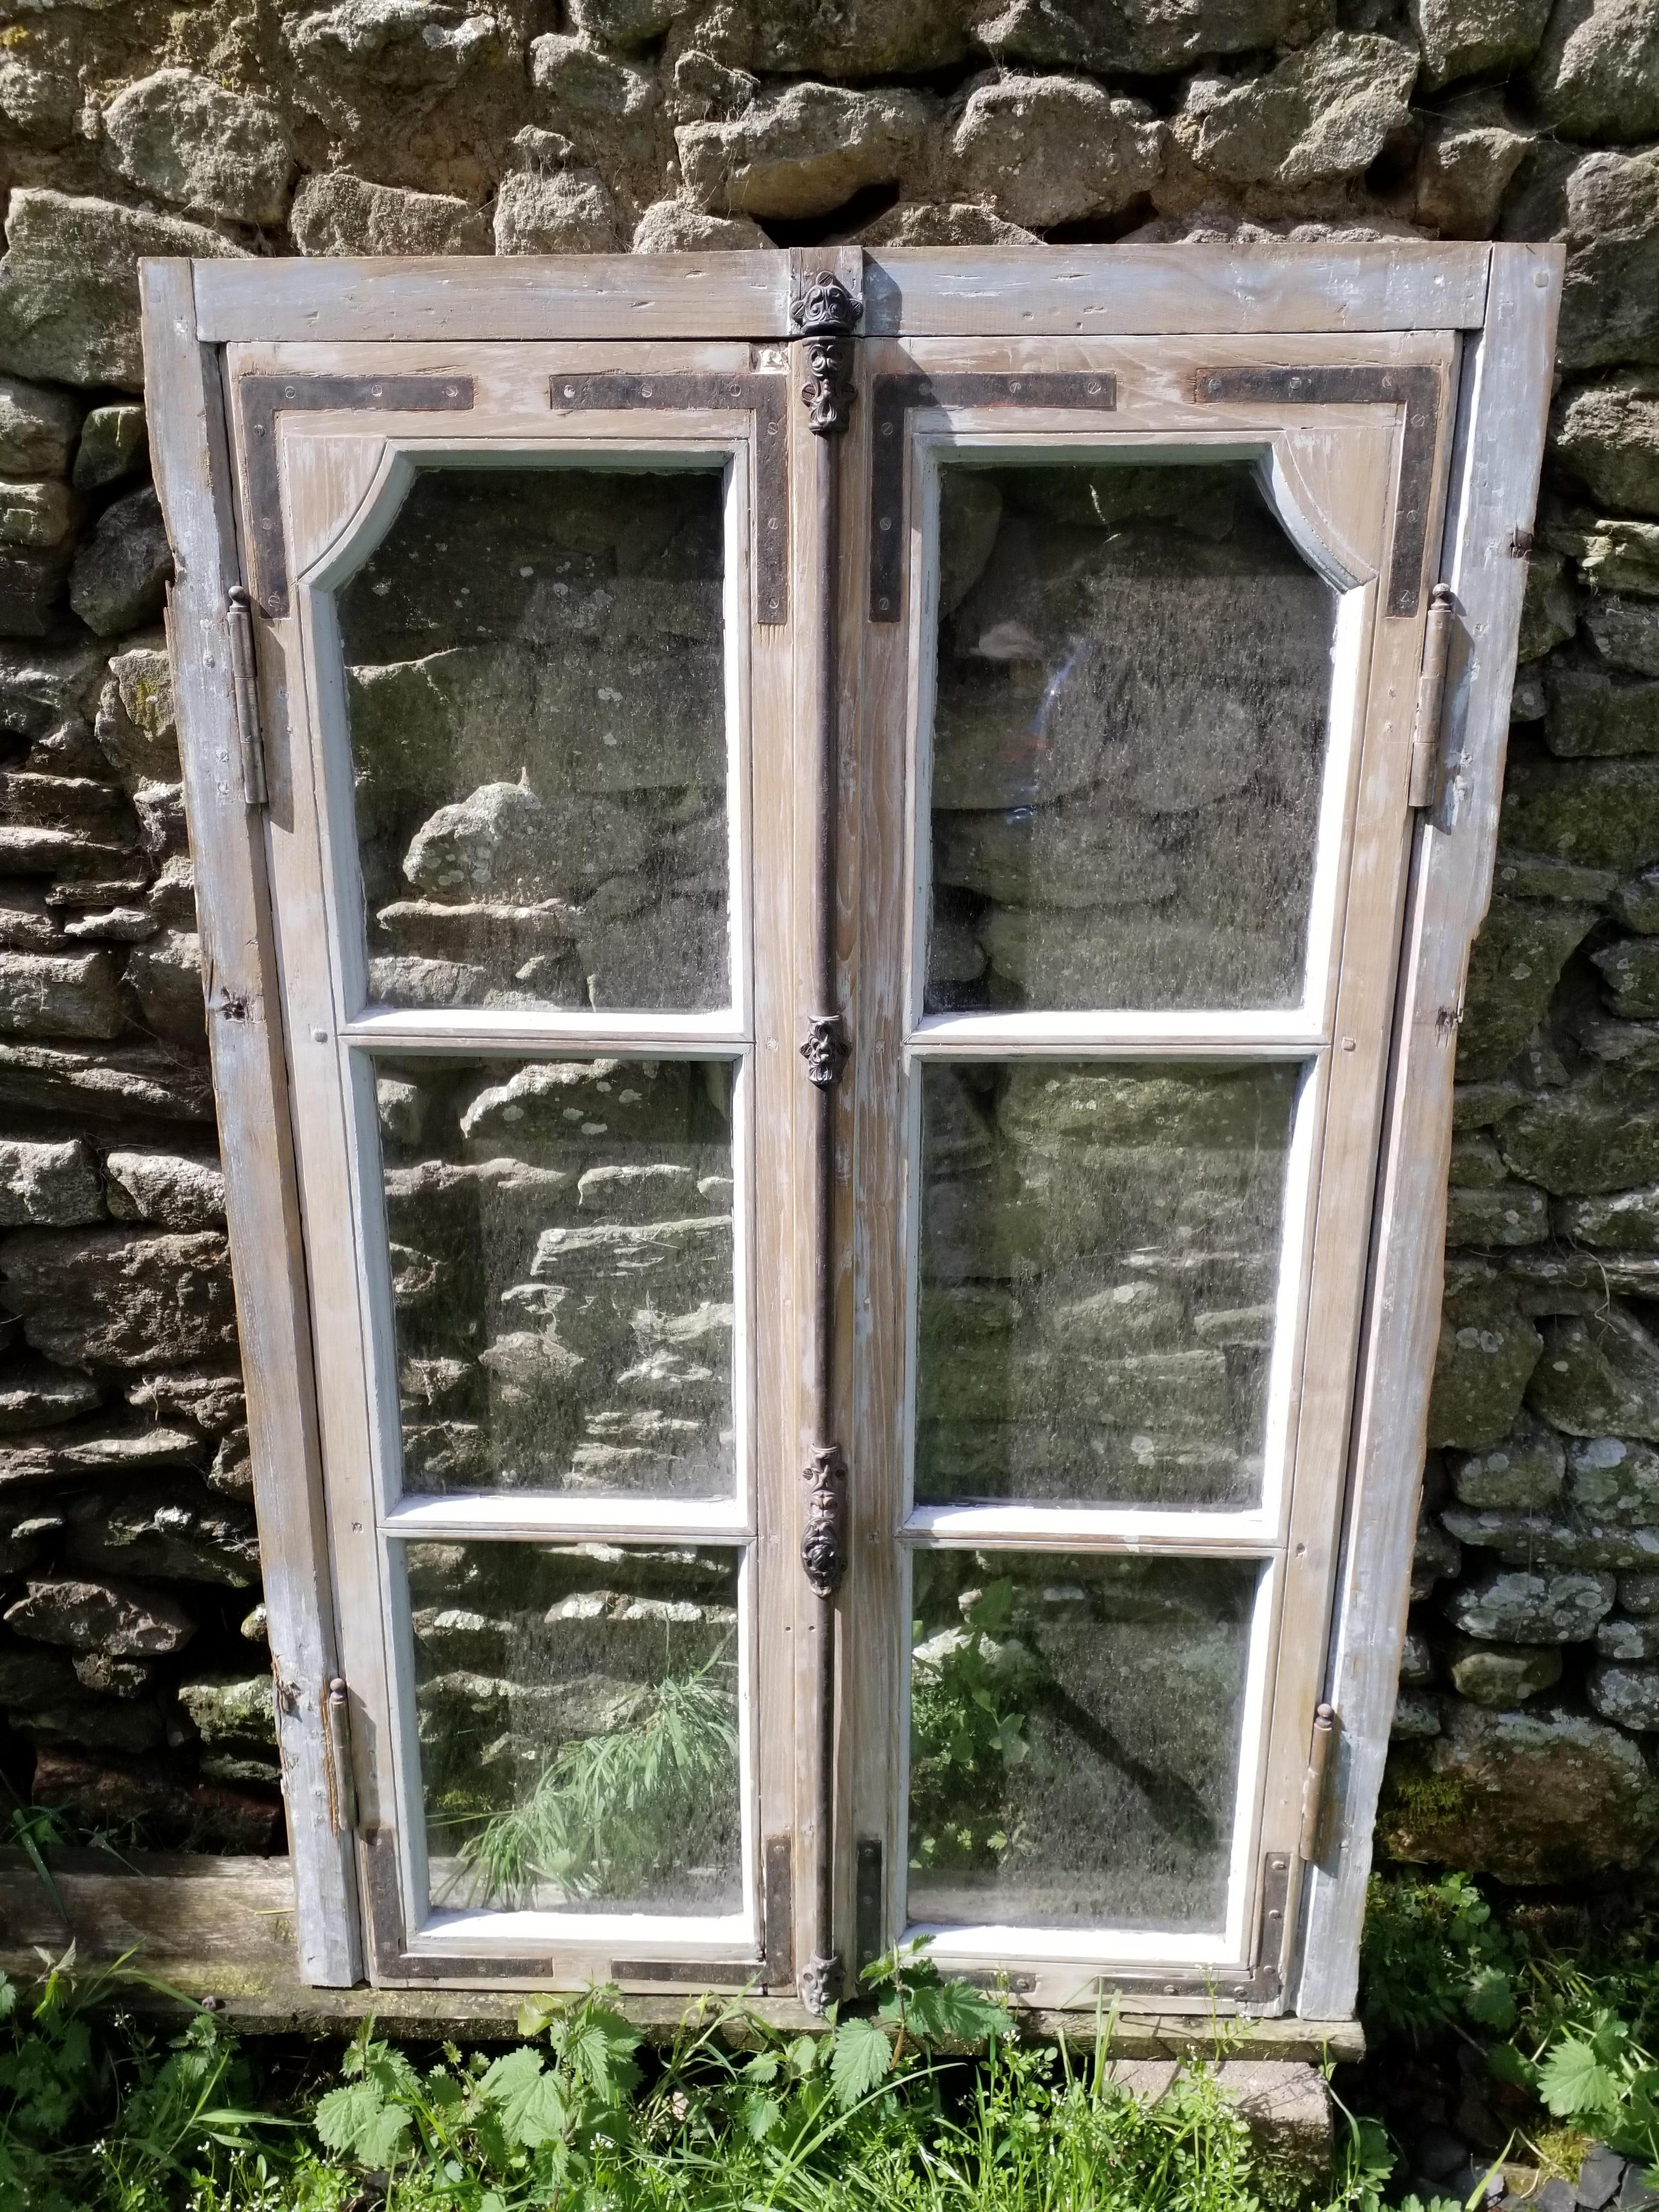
(443, 1650, 739, 1909)
(908, 1580, 1040, 1873)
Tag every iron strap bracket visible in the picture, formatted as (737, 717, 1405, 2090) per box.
(1193, 364, 1443, 617)
(870, 371, 1117, 622)
(236, 372, 475, 616)
(549, 371, 790, 624)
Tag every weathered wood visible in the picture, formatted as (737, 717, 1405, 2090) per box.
(864, 245, 1491, 337)
(194, 253, 792, 342)
(1293, 244, 1564, 2023)
(0, 1853, 1361, 2056)
(141, 258, 362, 1986)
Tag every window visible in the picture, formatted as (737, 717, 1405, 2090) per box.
(144, 242, 1560, 2021)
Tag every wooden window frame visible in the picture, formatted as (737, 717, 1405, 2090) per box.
(140, 243, 1560, 2024)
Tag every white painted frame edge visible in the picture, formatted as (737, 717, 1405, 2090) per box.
(1292, 242, 1565, 2019)
(188, 246, 1493, 344)
(141, 258, 363, 1986)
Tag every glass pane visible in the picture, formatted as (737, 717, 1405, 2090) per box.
(907, 1550, 1258, 1935)
(377, 1055, 735, 1498)
(407, 1540, 742, 1916)
(338, 466, 729, 1012)
(914, 1060, 1297, 1510)
(925, 461, 1337, 1014)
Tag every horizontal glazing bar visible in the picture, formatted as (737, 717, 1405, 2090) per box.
(343, 1011, 752, 1055)
(906, 1921, 1240, 1968)
(908, 1014, 1327, 1058)
(417, 1909, 756, 1954)
(901, 1504, 1280, 1551)
(385, 1496, 751, 1542)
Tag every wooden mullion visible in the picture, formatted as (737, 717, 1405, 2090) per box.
(141, 259, 363, 1986)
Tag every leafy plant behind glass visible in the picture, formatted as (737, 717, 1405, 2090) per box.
(909, 1577, 1042, 1873)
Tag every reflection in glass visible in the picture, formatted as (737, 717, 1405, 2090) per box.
(407, 1541, 742, 1915)
(906, 1550, 1257, 1934)
(914, 1060, 1297, 1509)
(925, 462, 1337, 1014)
(377, 1055, 735, 1499)
(338, 467, 729, 1013)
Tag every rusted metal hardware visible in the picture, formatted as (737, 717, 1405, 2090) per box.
(1193, 364, 1443, 618)
(224, 586, 267, 808)
(1409, 583, 1458, 809)
(855, 1837, 884, 1974)
(550, 371, 790, 624)
(869, 371, 1117, 620)
(1299, 1703, 1339, 1864)
(791, 272, 860, 438)
(801, 1444, 848, 1598)
(799, 1012, 850, 1089)
(322, 1676, 357, 1836)
(236, 373, 474, 617)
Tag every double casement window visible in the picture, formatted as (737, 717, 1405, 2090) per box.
(144, 243, 1559, 2021)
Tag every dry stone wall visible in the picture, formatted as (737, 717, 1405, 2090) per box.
(0, 0, 1656, 1881)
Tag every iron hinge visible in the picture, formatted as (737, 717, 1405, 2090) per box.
(1408, 582, 1457, 809)
(323, 1675, 357, 1836)
(225, 586, 268, 808)
(1299, 1701, 1339, 1865)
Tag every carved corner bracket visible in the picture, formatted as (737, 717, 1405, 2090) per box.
(791, 272, 860, 439)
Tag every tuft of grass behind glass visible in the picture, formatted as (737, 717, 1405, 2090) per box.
(444, 1649, 739, 1909)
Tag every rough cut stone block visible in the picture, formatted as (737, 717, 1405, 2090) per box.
(0, 1364, 101, 1434)
(1597, 1613, 1659, 1658)
(1410, 0, 1552, 86)
(28, 1746, 279, 1852)
(0, 480, 74, 554)
(0, 1224, 235, 1369)
(126, 1365, 245, 1437)
(0, 1420, 205, 1490)
(291, 173, 491, 256)
(176, 1672, 278, 1747)
(950, 77, 1165, 229)
(1392, 1689, 1443, 1738)
(0, 376, 81, 480)
(288, 1, 512, 84)
(0, 57, 78, 150)
(1590, 599, 1659, 680)
(677, 83, 929, 219)
(0, 1036, 213, 1123)
(1558, 1182, 1659, 1246)
(631, 197, 768, 250)
(0, 191, 249, 392)
(1446, 1564, 1616, 1642)
(1448, 1636, 1563, 1706)
(65, 1482, 258, 1587)
(105, 1149, 225, 1231)
(1555, 148, 1659, 372)
(1589, 1660, 1659, 1728)
(857, 201, 1040, 246)
(124, 929, 205, 1048)
(0, 547, 67, 638)
(1530, 0, 1659, 143)
(68, 486, 173, 637)
(1546, 671, 1659, 758)
(101, 69, 297, 226)
(1380, 1701, 1659, 1881)
(3, 1574, 195, 1655)
(1426, 1266, 1544, 1449)
(1441, 1504, 1659, 1571)
(964, 0, 1334, 73)
(1566, 1434, 1659, 1523)
(1448, 1413, 1566, 1510)
(73, 403, 147, 494)
(0, 1138, 102, 1228)
(495, 167, 623, 252)
(0, 950, 122, 1040)
(1529, 1304, 1659, 1439)
(1554, 375, 1659, 519)
(1500, 1062, 1659, 1193)
(1192, 31, 1417, 185)
(1445, 1182, 1549, 1245)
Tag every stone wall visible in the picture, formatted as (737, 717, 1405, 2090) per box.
(0, 0, 1656, 1879)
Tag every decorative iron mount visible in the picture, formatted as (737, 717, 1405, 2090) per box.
(799, 1012, 850, 1089)
(791, 273, 860, 438)
(801, 1444, 848, 1599)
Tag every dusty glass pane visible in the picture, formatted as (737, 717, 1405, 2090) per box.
(407, 1540, 742, 1916)
(925, 461, 1337, 1014)
(914, 1060, 1297, 1509)
(337, 466, 729, 1013)
(906, 1550, 1257, 1934)
(376, 1055, 735, 1499)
